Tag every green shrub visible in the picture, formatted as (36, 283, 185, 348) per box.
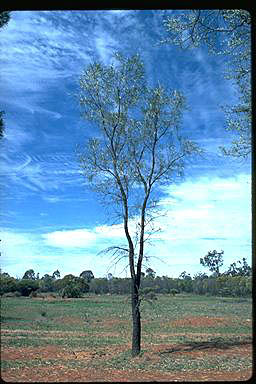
(170, 289, 179, 296)
(16, 279, 39, 296)
(61, 284, 83, 298)
(0, 275, 18, 295)
(57, 274, 89, 296)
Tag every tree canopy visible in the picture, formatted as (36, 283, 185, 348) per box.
(78, 53, 201, 355)
(0, 11, 10, 29)
(162, 10, 251, 158)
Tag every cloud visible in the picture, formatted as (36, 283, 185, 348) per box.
(42, 228, 97, 248)
(1, 152, 84, 195)
(3, 172, 250, 277)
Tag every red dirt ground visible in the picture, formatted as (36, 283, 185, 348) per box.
(1, 342, 252, 382)
(1, 365, 252, 382)
(171, 316, 231, 327)
(1, 315, 253, 382)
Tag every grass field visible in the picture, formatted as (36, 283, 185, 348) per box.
(1, 294, 252, 382)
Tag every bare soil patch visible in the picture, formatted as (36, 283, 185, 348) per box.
(171, 316, 230, 327)
(1, 341, 252, 382)
(54, 316, 84, 325)
(1, 365, 252, 382)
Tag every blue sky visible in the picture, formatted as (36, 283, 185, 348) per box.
(0, 10, 251, 279)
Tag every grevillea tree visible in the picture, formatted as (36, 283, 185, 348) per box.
(77, 53, 201, 356)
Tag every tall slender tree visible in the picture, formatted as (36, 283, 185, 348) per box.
(77, 53, 201, 356)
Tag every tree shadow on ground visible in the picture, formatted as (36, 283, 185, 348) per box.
(159, 337, 252, 354)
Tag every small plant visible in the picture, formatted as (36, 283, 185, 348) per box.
(170, 289, 179, 297)
(40, 310, 47, 317)
(140, 287, 157, 301)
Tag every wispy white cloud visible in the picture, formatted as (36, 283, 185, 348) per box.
(0, 152, 83, 194)
(42, 228, 97, 248)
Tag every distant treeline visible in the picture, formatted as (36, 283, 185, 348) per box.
(0, 259, 252, 298)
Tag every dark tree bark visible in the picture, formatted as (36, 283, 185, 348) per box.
(131, 278, 141, 356)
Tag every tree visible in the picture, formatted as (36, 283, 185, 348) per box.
(58, 274, 89, 297)
(80, 270, 94, 283)
(0, 272, 17, 296)
(40, 274, 53, 292)
(0, 11, 10, 29)
(225, 257, 252, 277)
(16, 279, 39, 296)
(145, 267, 156, 279)
(77, 53, 201, 355)
(162, 10, 251, 158)
(179, 271, 192, 280)
(22, 269, 36, 280)
(52, 269, 61, 279)
(200, 250, 224, 276)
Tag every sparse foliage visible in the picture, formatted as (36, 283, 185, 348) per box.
(0, 11, 10, 29)
(200, 250, 224, 276)
(225, 257, 252, 277)
(78, 53, 200, 355)
(162, 10, 251, 158)
(145, 267, 156, 279)
(52, 269, 61, 279)
(22, 269, 36, 280)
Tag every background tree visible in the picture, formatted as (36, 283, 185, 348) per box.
(0, 272, 17, 296)
(200, 250, 224, 276)
(58, 274, 89, 298)
(162, 10, 251, 158)
(145, 267, 156, 279)
(225, 257, 252, 277)
(0, 11, 10, 29)
(178, 270, 192, 292)
(80, 270, 94, 283)
(52, 269, 61, 279)
(39, 274, 55, 292)
(16, 279, 39, 296)
(78, 53, 201, 355)
(22, 269, 36, 280)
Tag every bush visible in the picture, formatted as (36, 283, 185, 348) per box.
(61, 284, 83, 298)
(170, 289, 179, 296)
(141, 287, 158, 300)
(16, 279, 39, 297)
(56, 275, 89, 296)
(0, 275, 18, 296)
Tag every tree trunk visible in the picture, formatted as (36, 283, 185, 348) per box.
(131, 279, 141, 356)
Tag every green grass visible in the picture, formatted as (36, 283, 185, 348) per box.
(1, 293, 252, 375)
